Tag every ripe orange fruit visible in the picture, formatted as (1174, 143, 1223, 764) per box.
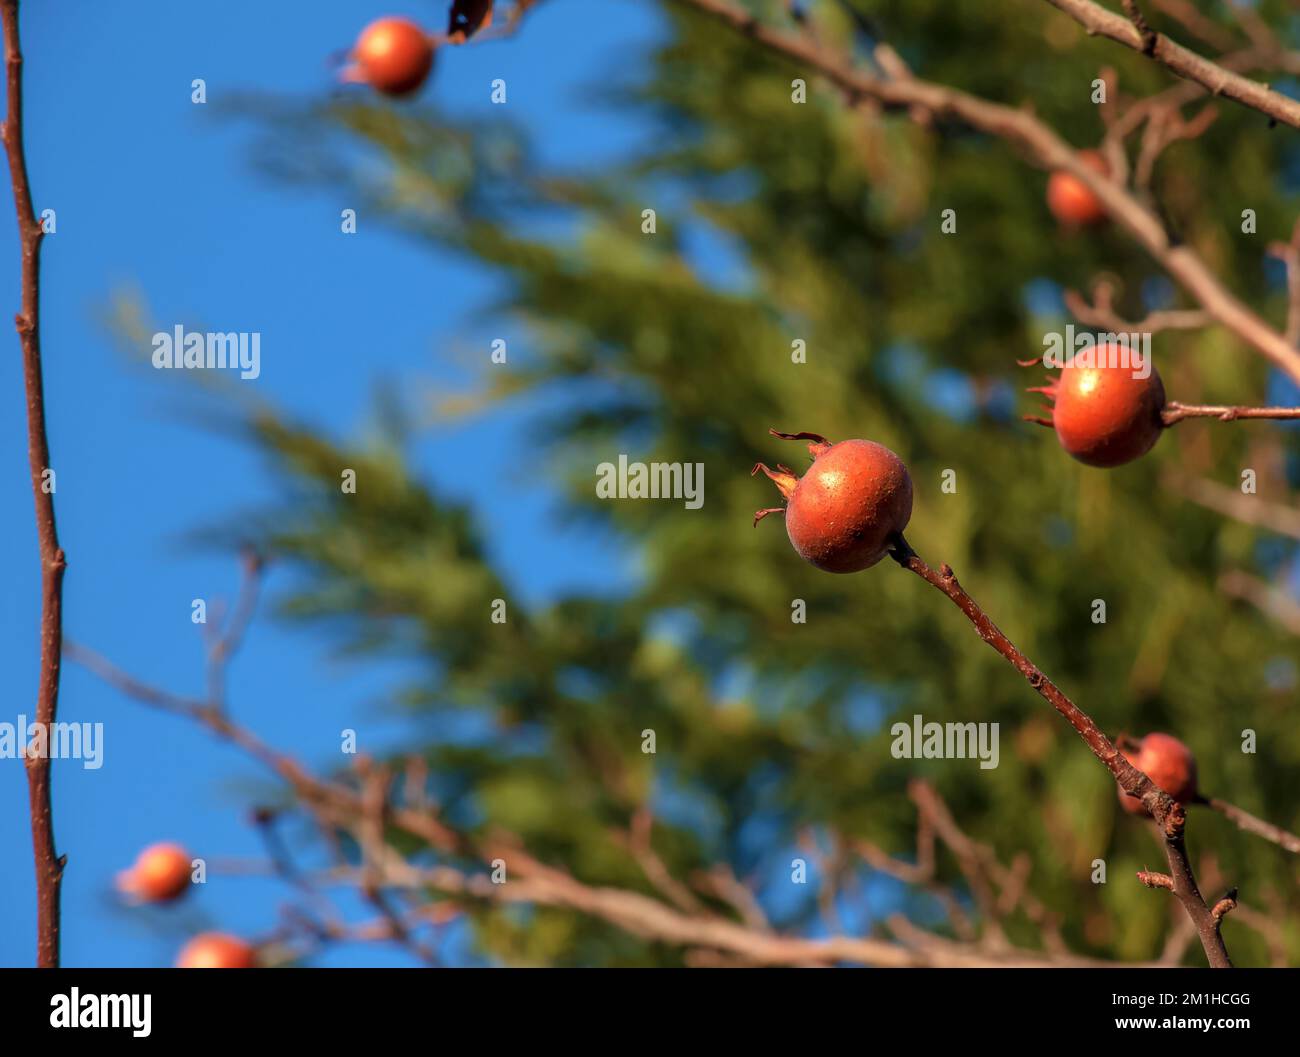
(753, 429, 913, 573)
(116, 842, 193, 904)
(1118, 733, 1199, 815)
(176, 933, 258, 969)
(1047, 150, 1109, 226)
(347, 17, 435, 97)
(1041, 350, 1166, 467)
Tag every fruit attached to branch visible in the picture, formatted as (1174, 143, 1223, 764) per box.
(1025, 349, 1167, 467)
(1118, 733, 1198, 816)
(753, 429, 913, 573)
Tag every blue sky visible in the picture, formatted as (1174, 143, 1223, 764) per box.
(0, 0, 662, 968)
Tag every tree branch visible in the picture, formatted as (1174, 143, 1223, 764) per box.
(671, 0, 1300, 388)
(1044, 0, 1300, 128)
(1201, 796, 1300, 854)
(71, 563, 1167, 969)
(1166, 475, 1300, 541)
(887, 535, 1233, 967)
(2, 0, 65, 969)
(1218, 569, 1300, 635)
(1065, 279, 1210, 333)
(1162, 401, 1300, 425)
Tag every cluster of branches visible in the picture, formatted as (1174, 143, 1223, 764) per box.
(9, 0, 1300, 967)
(61, 559, 1193, 968)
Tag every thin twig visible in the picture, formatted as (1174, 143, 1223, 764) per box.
(1162, 401, 1300, 424)
(886, 535, 1232, 967)
(1218, 569, 1300, 635)
(203, 548, 263, 709)
(1151, 0, 1237, 52)
(1267, 219, 1300, 346)
(1200, 796, 1300, 854)
(2, 0, 65, 969)
(1166, 475, 1300, 542)
(1064, 279, 1210, 333)
(1210, 889, 1238, 925)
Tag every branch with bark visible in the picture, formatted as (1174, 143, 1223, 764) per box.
(2, 0, 65, 970)
(671, 0, 1300, 389)
(70, 558, 1180, 969)
(1044, 0, 1300, 128)
(886, 535, 1234, 967)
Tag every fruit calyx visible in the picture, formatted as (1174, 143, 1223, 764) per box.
(751, 429, 832, 525)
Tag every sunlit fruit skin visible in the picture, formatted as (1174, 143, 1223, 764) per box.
(1118, 733, 1199, 815)
(1050, 353, 1166, 467)
(176, 933, 257, 969)
(350, 18, 435, 97)
(117, 842, 192, 904)
(1047, 150, 1109, 226)
(753, 431, 913, 573)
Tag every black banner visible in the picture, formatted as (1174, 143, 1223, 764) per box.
(0, 967, 1290, 1042)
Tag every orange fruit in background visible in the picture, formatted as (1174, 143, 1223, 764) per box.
(1047, 149, 1109, 226)
(1118, 733, 1199, 815)
(348, 17, 435, 97)
(116, 842, 193, 904)
(176, 933, 258, 969)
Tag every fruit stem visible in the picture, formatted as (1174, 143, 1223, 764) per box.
(885, 532, 1233, 968)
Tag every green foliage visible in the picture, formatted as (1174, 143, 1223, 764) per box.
(216, 0, 1300, 964)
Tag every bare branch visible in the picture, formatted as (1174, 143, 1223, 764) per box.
(886, 535, 1232, 967)
(1150, 0, 1237, 52)
(1166, 475, 1300, 541)
(1219, 569, 1300, 635)
(614, 808, 707, 915)
(1201, 796, 1300, 854)
(1267, 218, 1300, 346)
(1162, 401, 1300, 425)
(73, 563, 1166, 969)
(672, 0, 1300, 387)
(2, 0, 65, 969)
(1044, 0, 1300, 128)
(1064, 278, 1210, 333)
